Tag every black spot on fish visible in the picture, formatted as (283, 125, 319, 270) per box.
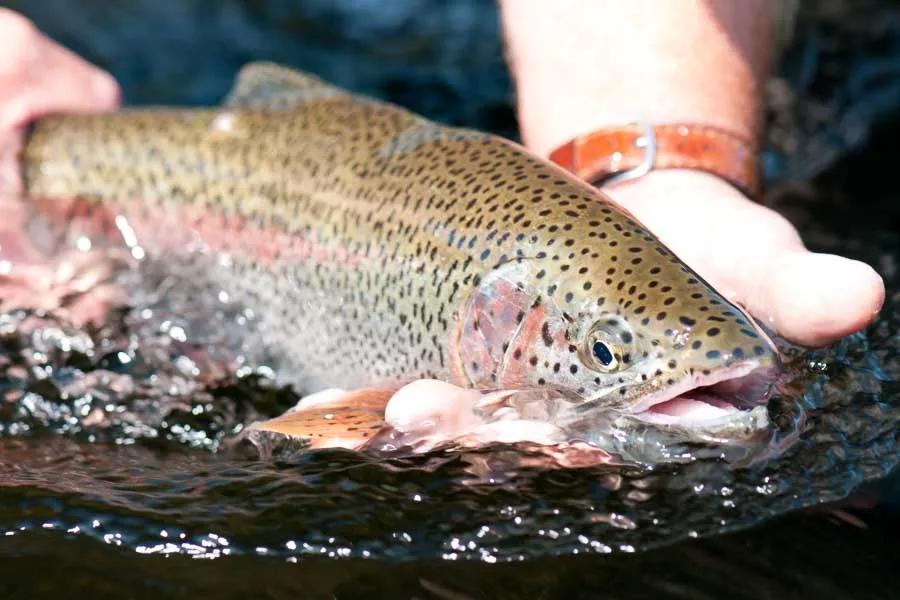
(541, 322, 553, 347)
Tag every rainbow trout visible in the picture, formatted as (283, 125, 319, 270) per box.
(19, 63, 778, 450)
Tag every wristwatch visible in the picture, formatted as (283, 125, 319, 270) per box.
(548, 123, 760, 198)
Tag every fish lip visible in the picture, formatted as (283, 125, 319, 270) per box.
(626, 360, 772, 417)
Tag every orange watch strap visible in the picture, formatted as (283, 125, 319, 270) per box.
(548, 123, 760, 198)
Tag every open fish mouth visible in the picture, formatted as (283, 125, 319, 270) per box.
(626, 362, 777, 428)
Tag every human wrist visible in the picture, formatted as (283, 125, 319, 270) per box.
(606, 168, 749, 210)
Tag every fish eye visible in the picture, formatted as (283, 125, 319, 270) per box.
(589, 338, 619, 371)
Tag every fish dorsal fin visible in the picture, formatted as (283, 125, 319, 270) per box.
(224, 62, 342, 109)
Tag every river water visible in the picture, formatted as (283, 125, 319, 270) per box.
(0, 1, 898, 598)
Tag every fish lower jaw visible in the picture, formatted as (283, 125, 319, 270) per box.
(627, 361, 775, 427)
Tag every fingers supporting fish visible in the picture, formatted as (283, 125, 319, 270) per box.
(251, 380, 580, 455)
(242, 381, 618, 469)
(377, 380, 486, 450)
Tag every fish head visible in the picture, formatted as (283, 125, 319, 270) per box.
(455, 204, 779, 444)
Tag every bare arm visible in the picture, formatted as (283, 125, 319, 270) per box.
(501, 0, 774, 157)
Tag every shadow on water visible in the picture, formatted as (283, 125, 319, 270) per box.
(0, 0, 899, 597)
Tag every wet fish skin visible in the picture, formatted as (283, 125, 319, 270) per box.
(20, 62, 777, 419)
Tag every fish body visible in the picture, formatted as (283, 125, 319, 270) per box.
(20, 63, 777, 441)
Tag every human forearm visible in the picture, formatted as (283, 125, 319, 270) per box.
(500, 0, 774, 157)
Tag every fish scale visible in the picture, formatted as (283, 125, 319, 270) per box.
(20, 62, 776, 412)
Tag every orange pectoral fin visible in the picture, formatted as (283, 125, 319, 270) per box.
(251, 388, 394, 450)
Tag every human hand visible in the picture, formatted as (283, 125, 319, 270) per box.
(0, 8, 120, 191)
(606, 170, 884, 347)
(0, 9, 121, 323)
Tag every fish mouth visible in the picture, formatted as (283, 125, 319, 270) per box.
(626, 362, 777, 427)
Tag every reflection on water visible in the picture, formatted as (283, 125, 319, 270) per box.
(0, 0, 899, 596)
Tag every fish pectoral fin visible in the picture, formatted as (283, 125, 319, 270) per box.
(224, 62, 343, 109)
(249, 387, 394, 450)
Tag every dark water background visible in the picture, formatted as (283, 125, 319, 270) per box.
(0, 0, 899, 597)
